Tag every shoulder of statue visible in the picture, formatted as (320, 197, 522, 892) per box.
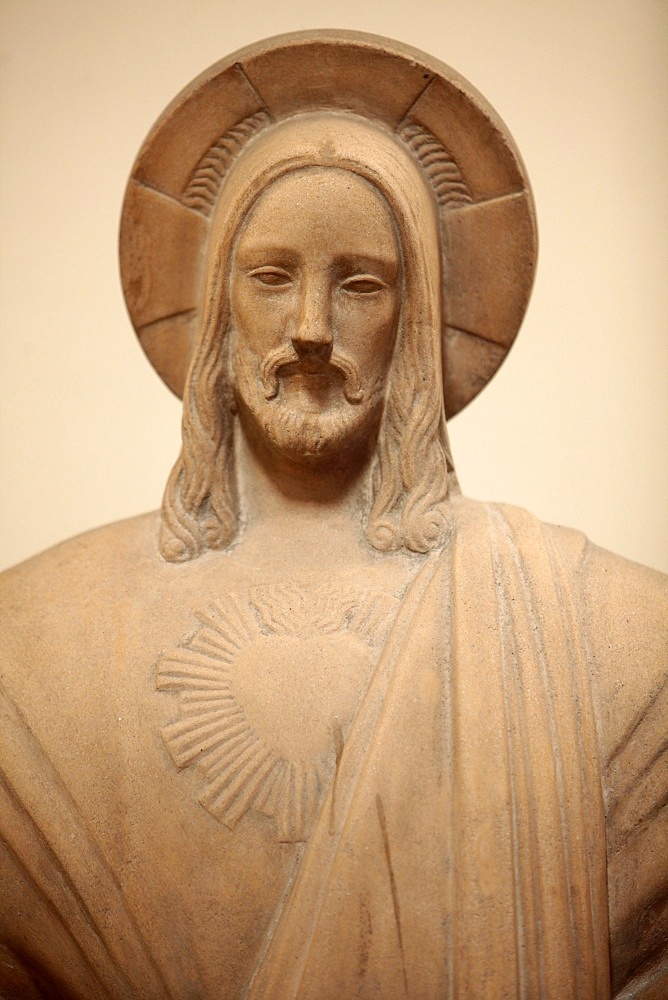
(557, 534, 667, 753)
(1, 511, 161, 590)
(0, 512, 163, 661)
(577, 535, 668, 625)
(478, 501, 667, 706)
(453, 497, 590, 570)
(452, 497, 667, 635)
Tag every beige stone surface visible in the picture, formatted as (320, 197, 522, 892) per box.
(1, 30, 666, 1000)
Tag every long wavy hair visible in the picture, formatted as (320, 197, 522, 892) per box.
(160, 113, 467, 562)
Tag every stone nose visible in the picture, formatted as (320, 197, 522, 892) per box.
(291, 284, 333, 360)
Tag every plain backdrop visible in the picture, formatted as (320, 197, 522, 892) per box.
(1, 0, 666, 573)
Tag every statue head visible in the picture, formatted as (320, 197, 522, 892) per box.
(119, 34, 537, 564)
(159, 112, 461, 562)
(230, 165, 401, 464)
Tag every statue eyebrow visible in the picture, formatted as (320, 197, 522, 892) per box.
(332, 253, 399, 277)
(234, 245, 399, 279)
(233, 244, 301, 267)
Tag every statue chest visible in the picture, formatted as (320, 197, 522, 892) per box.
(156, 578, 400, 842)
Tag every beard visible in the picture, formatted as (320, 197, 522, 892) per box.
(233, 339, 385, 461)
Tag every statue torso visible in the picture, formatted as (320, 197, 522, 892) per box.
(0, 504, 666, 999)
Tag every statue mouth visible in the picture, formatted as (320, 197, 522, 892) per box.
(261, 351, 364, 405)
(276, 364, 344, 410)
(279, 361, 342, 384)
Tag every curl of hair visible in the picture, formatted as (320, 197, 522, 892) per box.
(397, 120, 472, 209)
(182, 111, 272, 216)
(366, 317, 453, 553)
(159, 263, 237, 561)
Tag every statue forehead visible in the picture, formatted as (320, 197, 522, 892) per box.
(241, 165, 394, 214)
(119, 30, 537, 419)
(234, 166, 400, 258)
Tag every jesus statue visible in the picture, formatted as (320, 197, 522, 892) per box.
(0, 31, 665, 1000)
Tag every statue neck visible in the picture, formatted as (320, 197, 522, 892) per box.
(233, 419, 373, 562)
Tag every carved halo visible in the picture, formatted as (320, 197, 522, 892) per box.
(119, 29, 537, 419)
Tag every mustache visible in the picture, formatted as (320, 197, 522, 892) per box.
(259, 344, 364, 405)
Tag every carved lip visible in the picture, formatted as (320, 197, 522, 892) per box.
(279, 360, 340, 377)
(277, 363, 345, 394)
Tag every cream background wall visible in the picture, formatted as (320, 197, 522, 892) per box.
(1, 0, 666, 573)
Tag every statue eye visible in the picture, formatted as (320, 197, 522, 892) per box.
(341, 275, 386, 295)
(248, 266, 292, 287)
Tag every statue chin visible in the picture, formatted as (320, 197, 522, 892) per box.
(235, 368, 383, 463)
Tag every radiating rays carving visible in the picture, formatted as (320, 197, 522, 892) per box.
(157, 583, 398, 841)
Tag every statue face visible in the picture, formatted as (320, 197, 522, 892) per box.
(229, 167, 401, 460)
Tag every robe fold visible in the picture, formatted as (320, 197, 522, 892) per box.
(247, 502, 610, 999)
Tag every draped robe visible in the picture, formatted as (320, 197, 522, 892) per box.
(0, 499, 666, 998)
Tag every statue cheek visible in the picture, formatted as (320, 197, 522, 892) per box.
(346, 309, 398, 379)
(334, 293, 396, 342)
(234, 292, 292, 354)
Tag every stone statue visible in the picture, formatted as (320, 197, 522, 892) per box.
(0, 31, 665, 1000)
